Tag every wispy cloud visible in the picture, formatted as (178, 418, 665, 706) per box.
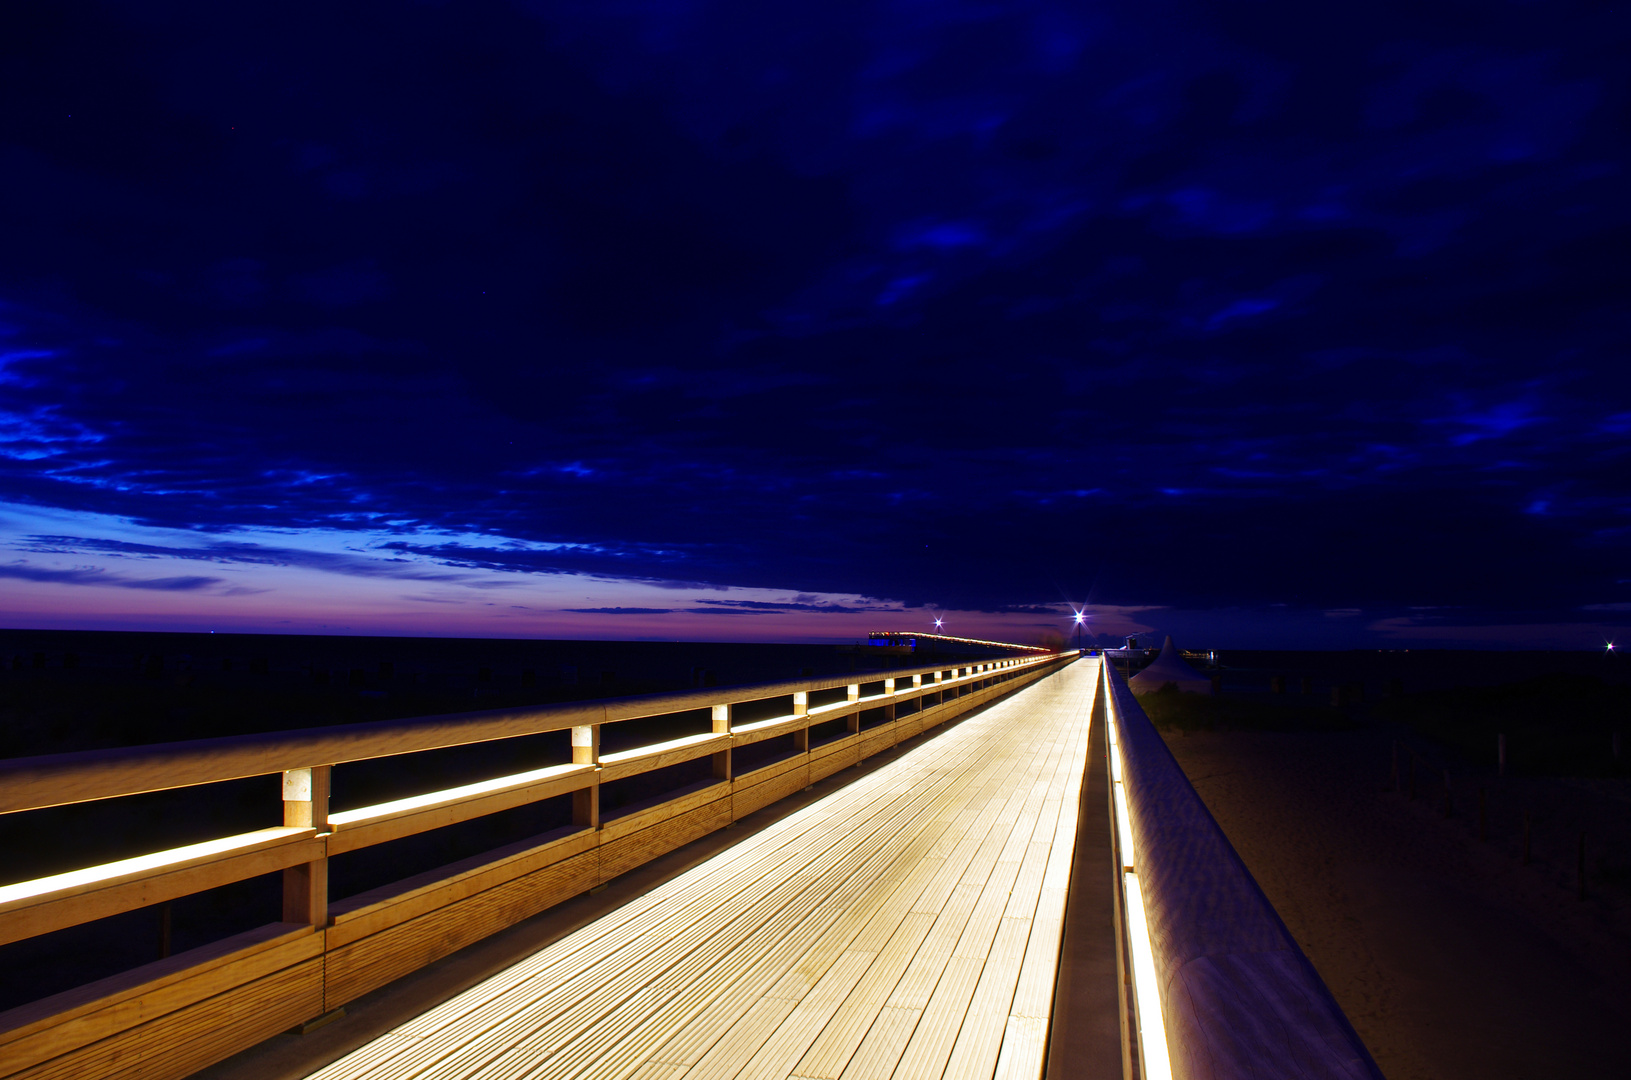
(19, 535, 474, 584)
(688, 598, 882, 614)
(0, 563, 221, 591)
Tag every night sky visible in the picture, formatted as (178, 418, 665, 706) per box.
(1, 1, 1628, 648)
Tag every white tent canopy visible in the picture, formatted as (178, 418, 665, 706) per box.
(1127, 635, 1212, 694)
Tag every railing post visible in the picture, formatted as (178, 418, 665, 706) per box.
(793, 691, 809, 716)
(281, 766, 330, 927)
(846, 683, 861, 735)
(712, 703, 734, 779)
(883, 677, 896, 721)
(572, 724, 600, 828)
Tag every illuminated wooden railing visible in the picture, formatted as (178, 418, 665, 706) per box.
(0, 651, 1071, 1080)
(1098, 661, 1383, 1080)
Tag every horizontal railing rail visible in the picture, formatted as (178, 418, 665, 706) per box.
(0, 649, 1074, 1080)
(0, 658, 1034, 814)
(1099, 660, 1382, 1080)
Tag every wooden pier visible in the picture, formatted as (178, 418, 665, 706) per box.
(308, 660, 1097, 1080)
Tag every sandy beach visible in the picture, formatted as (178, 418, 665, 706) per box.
(1161, 724, 1631, 1079)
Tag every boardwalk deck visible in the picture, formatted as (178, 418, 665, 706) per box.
(310, 659, 1097, 1080)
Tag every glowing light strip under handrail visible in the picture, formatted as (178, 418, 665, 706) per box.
(1122, 874, 1173, 1080)
(1105, 666, 1173, 1080)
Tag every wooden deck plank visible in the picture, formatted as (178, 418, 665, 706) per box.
(636, 736, 1021, 1073)
(942, 916, 1034, 1080)
(551, 728, 1016, 1080)
(344, 799, 925, 1080)
(734, 950, 877, 1080)
(309, 659, 1100, 1080)
(388, 732, 961, 1042)
(991, 1015, 1050, 1080)
(890, 954, 986, 1080)
(743, 715, 1046, 1080)
(570, 678, 1056, 1080)
(757, 748, 1028, 1005)
(393, 802, 949, 1080)
(485, 794, 964, 1080)
(836, 1006, 922, 1080)
(378, 724, 993, 1080)
(791, 911, 936, 1079)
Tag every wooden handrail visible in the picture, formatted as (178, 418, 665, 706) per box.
(1100, 662, 1383, 1080)
(324, 762, 597, 856)
(0, 828, 322, 947)
(0, 655, 1043, 814)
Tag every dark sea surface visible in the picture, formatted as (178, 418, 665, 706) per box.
(1143, 648, 1630, 698)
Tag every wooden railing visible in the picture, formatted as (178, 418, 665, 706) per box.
(0, 651, 1071, 1080)
(1098, 661, 1383, 1080)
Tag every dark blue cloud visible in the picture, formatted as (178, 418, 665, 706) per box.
(17, 535, 476, 583)
(689, 599, 880, 614)
(0, 0, 1628, 640)
(0, 563, 220, 591)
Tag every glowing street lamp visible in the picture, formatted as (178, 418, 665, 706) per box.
(1071, 608, 1086, 650)
(933, 616, 944, 631)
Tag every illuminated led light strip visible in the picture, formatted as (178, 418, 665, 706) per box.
(1104, 667, 1174, 1080)
(1121, 874, 1173, 1080)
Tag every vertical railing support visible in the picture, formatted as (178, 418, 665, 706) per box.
(712, 704, 733, 779)
(846, 683, 861, 736)
(281, 766, 330, 927)
(572, 724, 600, 828)
(883, 677, 896, 721)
